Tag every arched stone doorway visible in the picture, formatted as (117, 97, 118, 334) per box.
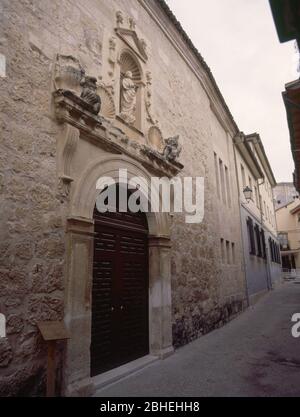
(91, 185, 149, 376)
(64, 155, 174, 396)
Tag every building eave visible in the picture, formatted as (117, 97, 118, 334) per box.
(234, 133, 264, 180)
(269, 0, 300, 44)
(244, 133, 277, 187)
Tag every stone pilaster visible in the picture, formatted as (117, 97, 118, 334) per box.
(63, 216, 95, 397)
(148, 236, 174, 358)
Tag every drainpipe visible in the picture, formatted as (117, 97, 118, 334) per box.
(233, 133, 250, 307)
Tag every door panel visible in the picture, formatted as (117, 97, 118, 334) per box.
(91, 207, 149, 377)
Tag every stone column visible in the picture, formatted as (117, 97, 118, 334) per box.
(148, 236, 174, 358)
(63, 216, 95, 397)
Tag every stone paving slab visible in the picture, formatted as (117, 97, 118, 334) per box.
(95, 283, 300, 397)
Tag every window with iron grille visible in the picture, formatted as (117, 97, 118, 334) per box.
(247, 217, 256, 255)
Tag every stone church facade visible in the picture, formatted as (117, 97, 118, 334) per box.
(0, 0, 247, 396)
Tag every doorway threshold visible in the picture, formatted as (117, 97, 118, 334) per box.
(92, 355, 158, 393)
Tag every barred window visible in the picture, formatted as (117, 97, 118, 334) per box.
(247, 217, 256, 255)
(255, 224, 262, 257)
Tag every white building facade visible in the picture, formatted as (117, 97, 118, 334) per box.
(233, 133, 281, 304)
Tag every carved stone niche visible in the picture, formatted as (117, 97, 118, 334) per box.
(115, 11, 147, 62)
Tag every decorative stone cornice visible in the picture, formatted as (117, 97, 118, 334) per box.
(140, 145, 183, 176)
(66, 216, 95, 236)
(53, 89, 103, 129)
(53, 89, 183, 178)
(148, 235, 172, 248)
(115, 27, 148, 62)
(114, 9, 148, 62)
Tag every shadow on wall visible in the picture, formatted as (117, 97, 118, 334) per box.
(172, 299, 244, 348)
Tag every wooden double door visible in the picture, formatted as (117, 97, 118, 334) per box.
(90, 207, 149, 376)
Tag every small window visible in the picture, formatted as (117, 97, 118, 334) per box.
(225, 166, 231, 207)
(261, 229, 266, 259)
(219, 159, 226, 205)
(254, 185, 259, 207)
(241, 164, 246, 188)
(247, 217, 256, 255)
(214, 152, 220, 199)
(231, 242, 236, 264)
(226, 240, 230, 264)
(269, 238, 275, 262)
(278, 233, 288, 250)
(255, 224, 262, 257)
(220, 238, 225, 263)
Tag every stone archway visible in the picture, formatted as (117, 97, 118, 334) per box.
(63, 155, 173, 396)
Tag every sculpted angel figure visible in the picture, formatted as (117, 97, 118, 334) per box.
(163, 135, 182, 162)
(120, 71, 138, 124)
(80, 76, 101, 115)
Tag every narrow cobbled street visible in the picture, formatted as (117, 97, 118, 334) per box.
(95, 283, 300, 397)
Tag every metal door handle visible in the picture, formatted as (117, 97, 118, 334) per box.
(120, 305, 124, 310)
(111, 306, 115, 311)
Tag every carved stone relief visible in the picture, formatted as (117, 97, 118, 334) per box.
(83, 27, 102, 60)
(54, 54, 85, 94)
(80, 76, 101, 115)
(97, 82, 116, 119)
(145, 71, 157, 125)
(52, 13, 182, 167)
(116, 10, 124, 28)
(57, 124, 80, 199)
(119, 71, 138, 124)
(139, 38, 147, 57)
(163, 135, 182, 162)
(115, 11, 148, 62)
(128, 17, 136, 31)
(147, 126, 163, 152)
(108, 36, 117, 77)
(53, 89, 183, 177)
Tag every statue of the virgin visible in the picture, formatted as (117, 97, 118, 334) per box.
(120, 71, 138, 124)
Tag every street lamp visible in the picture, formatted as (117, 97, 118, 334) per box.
(243, 186, 252, 203)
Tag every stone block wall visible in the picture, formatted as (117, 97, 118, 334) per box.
(0, 0, 68, 395)
(0, 0, 247, 394)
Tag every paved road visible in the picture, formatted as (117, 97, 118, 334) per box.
(95, 283, 300, 397)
